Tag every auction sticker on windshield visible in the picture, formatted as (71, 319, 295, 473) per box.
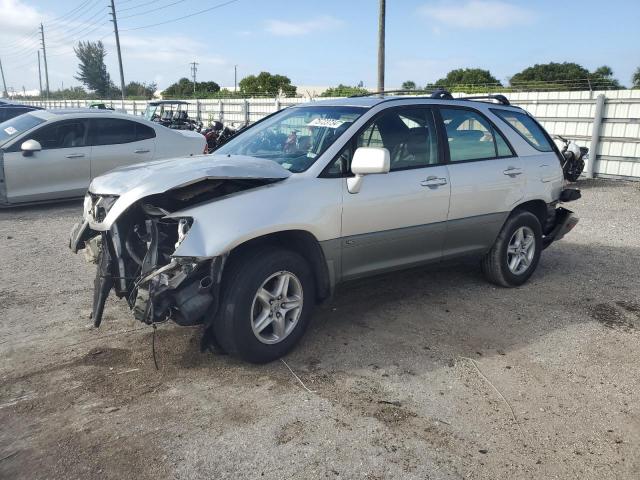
(4, 126, 17, 135)
(307, 118, 345, 128)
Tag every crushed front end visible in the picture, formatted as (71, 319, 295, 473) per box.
(69, 177, 275, 328)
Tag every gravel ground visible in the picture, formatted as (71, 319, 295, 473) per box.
(0, 178, 639, 480)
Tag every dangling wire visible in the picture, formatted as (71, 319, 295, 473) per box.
(152, 323, 159, 370)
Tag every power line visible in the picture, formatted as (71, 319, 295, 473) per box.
(121, 0, 239, 31)
(0, 29, 40, 50)
(119, 0, 189, 19)
(46, 0, 94, 25)
(119, 0, 178, 13)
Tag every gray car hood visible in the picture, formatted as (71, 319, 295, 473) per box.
(88, 154, 291, 230)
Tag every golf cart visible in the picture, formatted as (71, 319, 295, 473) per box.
(143, 100, 201, 131)
(89, 102, 114, 110)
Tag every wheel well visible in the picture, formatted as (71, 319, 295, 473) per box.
(513, 199, 548, 227)
(225, 230, 331, 302)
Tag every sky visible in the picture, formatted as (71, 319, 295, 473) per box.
(0, 0, 638, 94)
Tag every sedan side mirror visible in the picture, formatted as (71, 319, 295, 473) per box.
(21, 139, 42, 157)
(346, 147, 390, 194)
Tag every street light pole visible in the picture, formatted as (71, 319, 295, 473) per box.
(377, 0, 386, 93)
(109, 0, 126, 108)
(234, 64, 238, 92)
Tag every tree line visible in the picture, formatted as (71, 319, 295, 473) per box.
(23, 40, 640, 100)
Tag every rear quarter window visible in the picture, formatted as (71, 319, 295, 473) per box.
(491, 109, 554, 152)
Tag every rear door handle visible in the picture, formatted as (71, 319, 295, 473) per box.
(421, 176, 448, 187)
(65, 153, 85, 158)
(134, 149, 150, 154)
(503, 167, 523, 177)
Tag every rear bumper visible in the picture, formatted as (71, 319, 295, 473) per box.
(542, 207, 578, 249)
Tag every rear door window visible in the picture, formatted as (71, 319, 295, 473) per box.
(136, 122, 156, 141)
(90, 118, 137, 145)
(491, 109, 554, 152)
(440, 108, 513, 162)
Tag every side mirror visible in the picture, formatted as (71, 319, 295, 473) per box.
(21, 139, 42, 156)
(346, 147, 390, 194)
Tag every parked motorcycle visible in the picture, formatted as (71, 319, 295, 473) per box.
(202, 121, 243, 153)
(554, 135, 588, 182)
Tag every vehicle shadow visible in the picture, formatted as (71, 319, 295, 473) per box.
(287, 239, 640, 373)
(0, 198, 82, 217)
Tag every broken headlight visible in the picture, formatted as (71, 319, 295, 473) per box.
(85, 194, 118, 223)
(174, 217, 193, 250)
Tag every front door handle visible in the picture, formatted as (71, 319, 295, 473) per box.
(503, 167, 523, 177)
(65, 153, 85, 158)
(134, 149, 150, 154)
(421, 176, 448, 187)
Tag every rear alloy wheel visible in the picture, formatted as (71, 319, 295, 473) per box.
(481, 210, 542, 287)
(214, 248, 315, 363)
(506, 226, 536, 275)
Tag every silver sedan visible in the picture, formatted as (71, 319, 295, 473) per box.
(0, 109, 206, 206)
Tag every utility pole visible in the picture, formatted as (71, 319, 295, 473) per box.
(109, 0, 126, 108)
(39, 23, 50, 100)
(0, 57, 8, 98)
(37, 51, 43, 98)
(234, 65, 237, 92)
(377, 0, 386, 93)
(190, 61, 198, 94)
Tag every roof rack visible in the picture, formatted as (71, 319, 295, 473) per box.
(349, 89, 432, 98)
(458, 94, 511, 106)
(348, 88, 512, 106)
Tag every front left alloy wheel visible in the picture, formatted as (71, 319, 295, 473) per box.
(214, 247, 315, 363)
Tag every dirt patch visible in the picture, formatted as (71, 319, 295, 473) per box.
(275, 419, 305, 445)
(590, 303, 636, 331)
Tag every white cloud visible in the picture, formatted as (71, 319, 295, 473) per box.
(419, 1, 534, 29)
(265, 15, 343, 36)
(0, 0, 40, 36)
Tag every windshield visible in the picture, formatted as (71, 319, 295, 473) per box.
(144, 105, 158, 121)
(0, 113, 46, 147)
(216, 105, 366, 172)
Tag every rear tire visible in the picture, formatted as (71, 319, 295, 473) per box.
(213, 247, 315, 363)
(481, 210, 542, 287)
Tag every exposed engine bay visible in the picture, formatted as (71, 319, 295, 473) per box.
(71, 177, 279, 328)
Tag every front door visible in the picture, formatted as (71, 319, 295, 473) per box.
(437, 107, 524, 258)
(4, 119, 91, 203)
(338, 106, 451, 280)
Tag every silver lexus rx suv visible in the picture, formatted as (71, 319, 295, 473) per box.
(70, 90, 580, 363)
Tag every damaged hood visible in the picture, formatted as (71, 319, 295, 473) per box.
(87, 154, 291, 230)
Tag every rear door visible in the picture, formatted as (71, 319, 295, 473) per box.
(336, 106, 451, 279)
(89, 118, 156, 178)
(437, 106, 524, 258)
(3, 119, 91, 202)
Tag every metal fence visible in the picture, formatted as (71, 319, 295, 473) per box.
(22, 89, 640, 180)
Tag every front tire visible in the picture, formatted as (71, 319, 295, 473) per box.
(481, 210, 542, 287)
(213, 247, 315, 363)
